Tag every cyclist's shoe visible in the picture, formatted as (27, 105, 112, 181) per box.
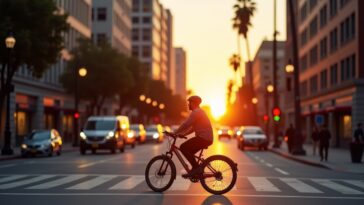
(182, 167, 202, 178)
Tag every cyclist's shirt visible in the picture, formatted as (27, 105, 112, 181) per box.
(175, 108, 213, 142)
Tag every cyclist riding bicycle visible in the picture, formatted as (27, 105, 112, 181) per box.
(174, 95, 213, 178)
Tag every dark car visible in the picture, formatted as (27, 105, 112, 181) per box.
(21, 129, 62, 157)
(130, 124, 146, 144)
(237, 126, 268, 151)
(145, 124, 164, 143)
(218, 126, 233, 140)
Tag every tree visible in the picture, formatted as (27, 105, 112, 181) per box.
(60, 39, 134, 115)
(0, 0, 69, 129)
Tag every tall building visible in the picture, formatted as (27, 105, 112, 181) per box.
(0, 0, 92, 147)
(91, 0, 132, 55)
(166, 10, 176, 93)
(131, 0, 173, 82)
(174, 47, 187, 99)
(286, 0, 364, 147)
(251, 41, 286, 130)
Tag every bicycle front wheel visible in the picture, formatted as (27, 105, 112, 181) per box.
(145, 155, 176, 192)
(200, 155, 237, 195)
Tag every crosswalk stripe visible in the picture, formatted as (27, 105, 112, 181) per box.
(169, 176, 191, 191)
(67, 175, 117, 190)
(0, 175, 28, 184)
(341, 180, 364, 189)
(312, 179, 364, 195)
(26, 175, 87, 189)
(109, 176, 144, 190)
(0, 175, 55, 189)
(280, 178, 322, 193)
(247, 177, 280, 192)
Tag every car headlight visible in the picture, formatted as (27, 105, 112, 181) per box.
(218, 130, 222, 135)
(153, 133, 159, 139)
(127, 132, 134, 138)
(237, 131, 242, 136)
(80, 132, 87, 140)
(21, 144, 27, 149)
(106, 131, 115, 139)
(228, 130, 233, 135)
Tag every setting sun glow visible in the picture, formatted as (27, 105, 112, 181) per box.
(209, 99, 226, 120)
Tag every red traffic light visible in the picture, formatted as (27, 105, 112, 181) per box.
(74, 112, 80, 119)
(272, 108, 281, 116)
(263, 115, 269, 121)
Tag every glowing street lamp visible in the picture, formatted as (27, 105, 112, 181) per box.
(152, 101, 158, 107)
(252, 97, 258, 104)
(159, 104, 165, 110)
(146, 98, 152, 104)
(78, 67, 87, 77)
(266, 84, 274, 93)
(139, 95, 146, 101)
(285, 59, 294, 73)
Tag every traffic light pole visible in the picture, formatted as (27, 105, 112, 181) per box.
(73, 64, 79, 147)
(272, 0, 280, 148)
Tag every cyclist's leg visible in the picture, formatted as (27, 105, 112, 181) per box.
(180, 137, 211, 170)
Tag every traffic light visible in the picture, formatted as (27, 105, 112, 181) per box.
(74, 112, 80, 119)
(272, 107, 281, 122)
(263, 115, 269, 123)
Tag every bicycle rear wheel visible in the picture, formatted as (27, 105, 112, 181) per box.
(145, 155, 176, 192)
(200, 155, 237, 195)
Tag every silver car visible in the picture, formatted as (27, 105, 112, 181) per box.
(21, 129, 63, 157)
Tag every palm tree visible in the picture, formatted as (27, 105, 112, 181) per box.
(229, 53, 241, 84)
(232, 0, 256, 62)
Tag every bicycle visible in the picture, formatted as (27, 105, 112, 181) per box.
(145, 131, 238, 195)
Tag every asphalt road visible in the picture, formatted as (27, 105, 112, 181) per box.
(0, 136, 363, 205)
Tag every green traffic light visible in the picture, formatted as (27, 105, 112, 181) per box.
(274, 116, 280, 121)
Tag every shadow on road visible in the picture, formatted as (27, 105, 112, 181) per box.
(201, 195, 233, 205)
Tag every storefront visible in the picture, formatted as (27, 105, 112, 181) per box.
(15, 94, 36, 146)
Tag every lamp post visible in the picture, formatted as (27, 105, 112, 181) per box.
(288, 0, 306, 155)
(73, 66, 87, 147)
(2, 34, 16, 155)
(266, 83, 274, 144)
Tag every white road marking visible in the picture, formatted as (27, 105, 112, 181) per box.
(78, 156, 121, 168)
(169, 176, 191, 191)
(0, 175, 28, 184)
(248, 177, 281, 192)
(312, 179, 364, 195)
(26, 175, 87, 189)
(274, 168, 289, 175)
(280, 178, 322, 193)
(265, 163, 273, 167)
(259, 159, 265, 163)
(0, 164, 16, 169)
(0, 175, 55, 189)
(109, 176, 144, 190)
(342, 180, 364, 189)
(67, 175, 117, 190)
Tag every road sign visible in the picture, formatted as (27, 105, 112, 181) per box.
(315, 115, 324, 125)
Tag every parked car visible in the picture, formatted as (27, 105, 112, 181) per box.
(79, 115, 130, 154)
(145, 124, 164, 143)
(232, 126, 242, 138)
(236, 126, 268, 151)
(21, 129, 62, 157)
(130, 124, 146, 144)
(217, 126, 233, 140)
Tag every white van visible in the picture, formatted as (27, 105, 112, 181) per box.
(79, 115, 131, 154)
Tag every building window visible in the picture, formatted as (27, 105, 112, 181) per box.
(97, 8, 107, 21)
(132, 28, 139, 41)
(309, 0, 318, 11)
(132, 0, 139, 12)
(142, 17, 151, 23)
(301, 54, 308, 71)
(309, 16, 318, 38)
(309, 45, 318, 66)
(320, 69, 328, 89)
(300, 81, 308, 97)
(142, 45, 150, 57)
(320, 5, 327, 28)
(300, 29, 308, 47)
(340, 13, 356, 44)
(300, 2, 308, 22)
(96, 33, 107, 45)
(310, 75, 318, 94)
(142, 28, 151, 41)
(329, 28, 338, 53)
(340, 0, 350, 8)
(91, 8, 94, 21)
(330, 0, 338, 18)
(340, 54, 356, 81)
(320, 37, 327, 59)
(330, 63, 338, 85)
(132, 46, 139, 57)
(132, 17, 139, 23)
(143, 0, 151, 12)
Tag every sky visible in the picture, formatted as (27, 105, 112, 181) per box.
(160, 0, 287, 118)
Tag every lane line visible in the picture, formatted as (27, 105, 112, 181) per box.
(0, 175, 55, 189)
(265, 163, 273, 167)
(274, 168, 289, 175)
(0, 175, 28, 184)
(26, 175, 87, 189)
(78, 156, 121, 168)
(0, 164, 17, 169)
(67, 175, 118, 190)
(109, 176, 145, 190)
(247, 177, 281, 192)
(342, 180, 364, 189)
(312, 179, 364, 195)
(280, 178, 322, 193)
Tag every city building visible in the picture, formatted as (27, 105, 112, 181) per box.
(91, 0, 132, 55)
(251, 41, 286, 132)
(174, 47, 187, 99)
(0, 0, 92, 148)
(131, 0, 173, 82)
(286, 0, 364, 147)
(165, 10, 176, 93)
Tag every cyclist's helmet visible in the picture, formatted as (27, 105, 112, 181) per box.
(187, 95, 202, 106)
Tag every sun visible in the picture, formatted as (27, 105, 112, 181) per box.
(209, 99, 226, 120)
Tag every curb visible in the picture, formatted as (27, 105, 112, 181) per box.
(269, 148, 331, 170)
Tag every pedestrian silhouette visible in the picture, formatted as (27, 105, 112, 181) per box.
(319, 124, 331, 162)
(311, 125, 320, 156)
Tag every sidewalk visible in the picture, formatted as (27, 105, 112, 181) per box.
(0, 143, 78, 161)
(270, 142, 364, 174)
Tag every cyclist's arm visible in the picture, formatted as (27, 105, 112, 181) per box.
(175, 111, 196, 135)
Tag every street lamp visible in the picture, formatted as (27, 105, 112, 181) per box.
(159, 104, 165, 110)
(266, 84, 274, 93)
(2, 34, 16, 155)
(152, 101, 158, 107)
(73, 66, 87, 147)
(139, 95, 146, 102)
(252, 97, 258, 105)
(146, 98, 151, 104)
(285, 59, 294, 73)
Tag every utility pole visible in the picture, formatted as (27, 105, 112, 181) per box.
(272, 0, 280, 148)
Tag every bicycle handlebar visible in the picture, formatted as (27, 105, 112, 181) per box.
(163, 131, 187, 139)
